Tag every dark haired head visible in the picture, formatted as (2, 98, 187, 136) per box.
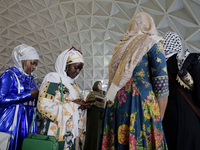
(93, 81, 102, 92)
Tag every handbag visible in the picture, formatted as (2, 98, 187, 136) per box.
(0, 70, 20, 150)
(22, 78, 65, 150)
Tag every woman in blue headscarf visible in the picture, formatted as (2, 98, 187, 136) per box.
(0, 44, 40, 150)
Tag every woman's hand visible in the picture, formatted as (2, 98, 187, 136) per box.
(30, 88, 39, 99)
(78, 104, 91, 110)
(73, 99, 91, 110)
(73, 99, 86, 105)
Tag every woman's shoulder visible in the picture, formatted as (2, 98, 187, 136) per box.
(183, 53, 200, 70)
(43, 72, 60, 83)
(5, 66, 25, 77)
(148, 41, 163, 54)
(148, 35, 164, 46)
(185, 53, 200, 64)
(1, 66, 17, 77)
(0, 67, 19, 84)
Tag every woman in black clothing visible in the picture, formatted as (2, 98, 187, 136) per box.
(162, 31, 200, 150)
(84, 81, 105, 150)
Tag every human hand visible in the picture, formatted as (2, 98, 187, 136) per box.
(78, 103, 91, 110)
(73, 99, 88, 105)
(30, 88, 39, 99)
(73, 99, 90, 110)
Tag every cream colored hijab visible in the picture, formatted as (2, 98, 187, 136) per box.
(106, 12, 163, 102)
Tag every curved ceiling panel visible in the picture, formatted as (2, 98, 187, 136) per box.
(0, 0, 199, 90)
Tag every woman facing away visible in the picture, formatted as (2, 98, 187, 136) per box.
(84, 81, 106, 150)
(100, 12, 169, 150)
(0, 44, 39, 150)
(37, 47, 89, 150)
(162, 31, 200, 150)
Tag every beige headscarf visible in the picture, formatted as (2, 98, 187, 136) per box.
(106, 12, 163, 102)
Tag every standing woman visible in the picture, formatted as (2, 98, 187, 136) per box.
(84, 81, 105, 150)
(162, 32, 200, 150)
(37, 47, 88, 150)
(100, 12, 169, 150)
(0, 44, 39, 150)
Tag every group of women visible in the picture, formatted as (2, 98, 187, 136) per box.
(0, 11, 200, 150)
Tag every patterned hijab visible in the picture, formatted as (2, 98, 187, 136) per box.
(106, 12, 163, 102)
(12, 44, 40, 74)
(86, 81, 105, 108)
(40, 47, 84, 99)
(163, 32, 190, 70)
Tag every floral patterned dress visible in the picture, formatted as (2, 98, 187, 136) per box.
(101, 43, 169, 150)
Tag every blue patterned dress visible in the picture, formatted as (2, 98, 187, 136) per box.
(101, 43, 169, 150)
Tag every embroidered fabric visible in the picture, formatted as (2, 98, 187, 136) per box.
(176, 69, 194, 90)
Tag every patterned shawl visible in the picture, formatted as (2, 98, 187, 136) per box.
(163, 31, 190, 70)
(86, 81, 105, 108)
(106, 12, 163, 102)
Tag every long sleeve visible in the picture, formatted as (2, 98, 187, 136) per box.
(37, 81, 75, 122)
(0, 71, 32, 107)
(148, 42, 169, 120)
(148, 42, 169, 98)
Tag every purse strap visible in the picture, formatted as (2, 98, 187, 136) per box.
(168, 72, 200, 118)
(29, 109, 37, 133)
(29, 77, 64, 138)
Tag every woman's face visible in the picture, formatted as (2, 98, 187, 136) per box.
(66, 62, 84, 79)
(21, 59, 39, 75)
(98, 82, 102, 91)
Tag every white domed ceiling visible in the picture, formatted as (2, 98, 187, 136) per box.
(0, 0, 200, 90)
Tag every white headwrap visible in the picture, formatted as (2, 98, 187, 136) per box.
(40, 47, 84, 99)
(12, 44, 40, 73)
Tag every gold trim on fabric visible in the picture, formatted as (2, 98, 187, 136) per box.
(67, 52, 83, 63)
(37, 105, 56, 121)
(72, 82, 81, 98)
(68, 57, 83, 62)
(68, 102, 75, 113)
(176, 75, 191, 90)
